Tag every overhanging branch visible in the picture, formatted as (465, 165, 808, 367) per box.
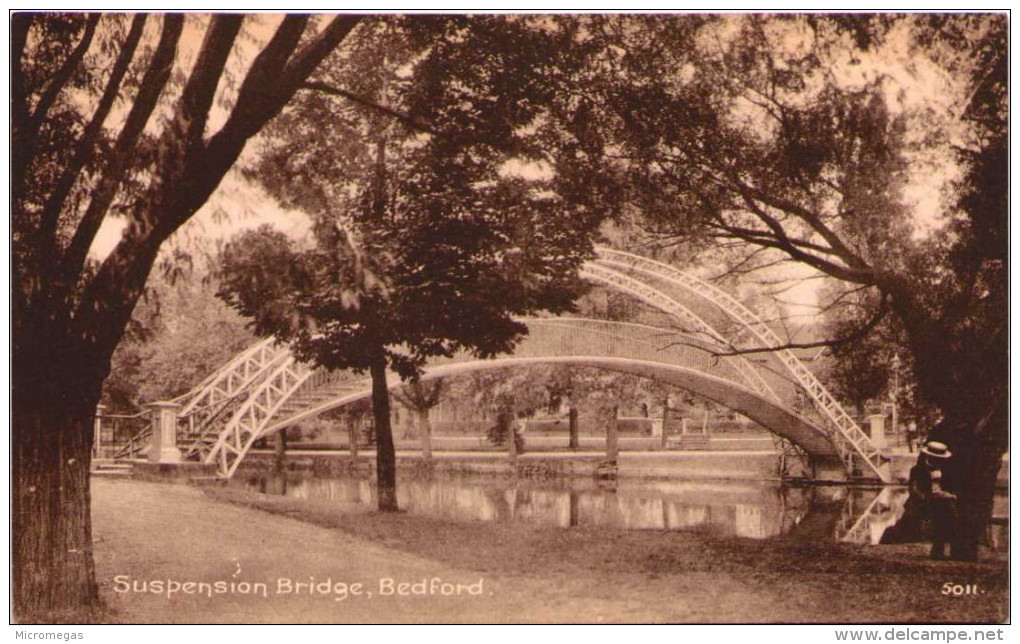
(300, 81, 438, 136)
(701, 292, 890, 357)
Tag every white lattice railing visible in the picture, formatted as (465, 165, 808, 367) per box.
(581, 262, 810, 473)
(580, 264, 784, 404)
(591, 248, 888, 481)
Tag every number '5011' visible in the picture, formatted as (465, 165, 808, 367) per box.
(942, 583, 981, 596)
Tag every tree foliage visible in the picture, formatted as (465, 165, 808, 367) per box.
(216, 17, 620, 510)
(549, 13, 1005, 559)
(104, 268, 253, 412)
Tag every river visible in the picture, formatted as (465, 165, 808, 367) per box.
(231, 470, 1008, 550)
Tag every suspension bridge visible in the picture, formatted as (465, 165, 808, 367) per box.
(104, 247, 891, 483)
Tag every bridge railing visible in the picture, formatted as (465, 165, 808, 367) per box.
(106, 410, 154, 460)
(591, 248, 888, 481)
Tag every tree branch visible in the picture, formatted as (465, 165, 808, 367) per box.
(199, 16, 364, 208)
(27, 14, 100, 135)
(208, 15, 309, 143)
(14, 14, 100, 194)
(300, 80, 438, 136)
(179, 15, 244, 146)
(722, 190, 876, 284)
(694, 292, 890, 357)
(736, 180, 871, 273)
(39, 14, 147, 245)
(63, 14, 184, 280)
(280, 16, 364, 89)
(707, 224, 842, 257)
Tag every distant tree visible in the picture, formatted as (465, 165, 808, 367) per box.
(466, 367, 550, 450)
(392, 379, 447, 461)
(12, 13, 360, 620)
(318, 399, 373, 459)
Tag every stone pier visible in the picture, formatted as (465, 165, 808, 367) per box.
(147, 401, 182, 464)
(868, 413, 887, 449)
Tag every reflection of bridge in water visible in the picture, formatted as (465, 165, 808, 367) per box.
(237, 472, 924, 545)
(117, 247, 890, 481)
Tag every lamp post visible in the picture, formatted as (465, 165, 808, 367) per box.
(889, 353, 901, 439)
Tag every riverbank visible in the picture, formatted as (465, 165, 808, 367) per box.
(91, 478, 1007, 623)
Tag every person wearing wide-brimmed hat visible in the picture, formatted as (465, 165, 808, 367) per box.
(918, 440, 958, 559)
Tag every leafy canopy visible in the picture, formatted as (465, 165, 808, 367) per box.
(219, 17, 613, 379)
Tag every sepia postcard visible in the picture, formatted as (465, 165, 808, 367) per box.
(9, 9, 1009, 630)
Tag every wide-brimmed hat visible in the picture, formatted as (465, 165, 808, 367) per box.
(921, 441, 952, 459)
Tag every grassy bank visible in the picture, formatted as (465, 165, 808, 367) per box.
(201, 484, 1008, 623)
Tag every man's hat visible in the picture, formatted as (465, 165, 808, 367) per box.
(920, 441, 952, 459)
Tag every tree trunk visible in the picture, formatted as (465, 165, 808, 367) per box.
(660, 400, 670, 449)
(346, 415, 359, 461)
(499, 412, 517, 460)
(368, 352, 398, 512)
(569, 491, 580, 527)
(273, 430, 287, 470)
(417, 409, 432, 461)
(568, 406, 579, 449)
(13, 398, 100, 623)
(606, 405, 619, 462)
(945, 427, 1006, 561)
(953, 448, 1003, 560)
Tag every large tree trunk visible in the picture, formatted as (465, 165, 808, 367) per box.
(417, 409, 433, 461)
(891, 399, 1007, 560)
(952, 440, 1004, 561)
(884, 281, 1007, 559)
(931, 404, 1007, 561)
(368, 352, 398, 512)
(13, 395, 101, 623)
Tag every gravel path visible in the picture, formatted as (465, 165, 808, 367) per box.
(92, 478, 717, 623)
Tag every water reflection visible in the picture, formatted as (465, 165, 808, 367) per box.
(234, 471, 1008, 549)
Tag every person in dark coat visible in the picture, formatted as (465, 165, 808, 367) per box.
(918, 440, 958, 559)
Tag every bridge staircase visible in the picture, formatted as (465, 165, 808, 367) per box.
(91, 459, 134, 477)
